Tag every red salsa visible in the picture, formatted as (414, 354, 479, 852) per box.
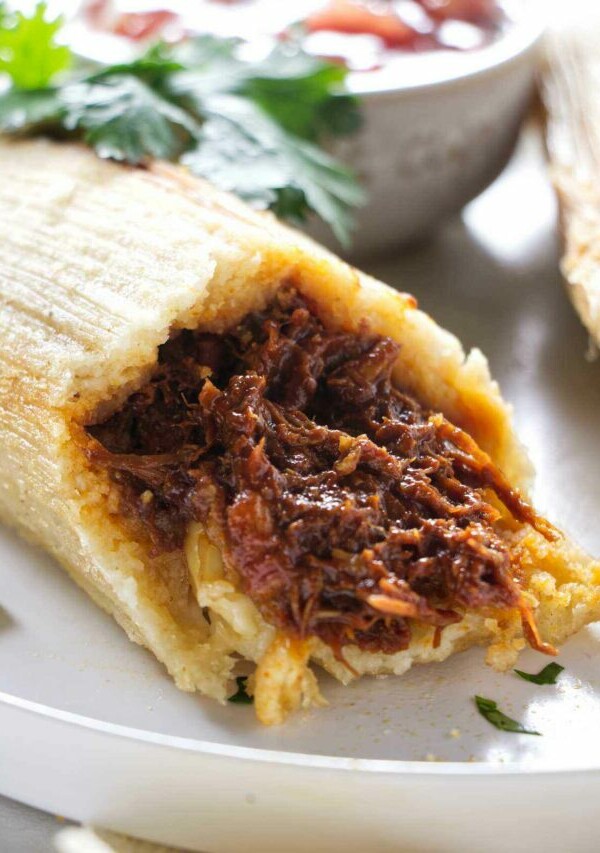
(82, 0, 507, 72)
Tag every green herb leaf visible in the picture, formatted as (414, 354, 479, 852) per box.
(280, 134, 365, 245)
(0, 2, 71, 89)
(159, 34, 240, 72)
(61, 75, 199, 164)
(474, 696, 541, 735)
(0, 85, 61, 131)
(514, 663, 564, 685)
(147, 36, 260, 103)
(169, 39, 361, 142)
(184, 95, 364, 245)
(236, 45, 359, 141)
(183, 97, 289, 208)
(0, 13, 363, 240)
(228, 676, 253, 704)
(86, 42, 187, 88)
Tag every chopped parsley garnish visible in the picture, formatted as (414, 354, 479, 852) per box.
(514, 662, 564, 685)
(228, 676, 253, 705)
(474, 696, 541, 736)
(0, 6, 363, 243)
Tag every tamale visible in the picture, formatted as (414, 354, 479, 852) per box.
(1, 137, 599, 725)
(543, 7, 600, 350)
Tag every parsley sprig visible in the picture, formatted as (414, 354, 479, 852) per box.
(0, 5, 364, 243)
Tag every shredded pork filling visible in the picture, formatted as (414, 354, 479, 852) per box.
(86, 286, 555, 660)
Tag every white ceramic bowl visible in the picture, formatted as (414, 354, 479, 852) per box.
(309, 3, 544, 256)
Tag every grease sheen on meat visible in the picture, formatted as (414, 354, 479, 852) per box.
(87, 287, 552, 660)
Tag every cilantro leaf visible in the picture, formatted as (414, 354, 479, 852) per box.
(0, 86, 61, 131)
(0, 14, 363, 241)
(474, 696, 541, 735)
(142, 36, 247, 101)
(183, 97, 289, 208)
(159, 34, 240, 71)
(0, 2, 71, 89)
(169, 39, 361, 142)
(184, 95, 364, 244)
(87, 42, 187, 88)
(61, 76, 199, 164)
(237, 46, 361, 141)
(514, 663, 564, 685)
(280, 134, 365, 244)
(228, 676, 253, 704)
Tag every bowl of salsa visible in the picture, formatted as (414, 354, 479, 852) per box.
(76, 0, 544, 254)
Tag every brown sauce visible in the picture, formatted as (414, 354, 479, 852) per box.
(86, 287, 555, 660)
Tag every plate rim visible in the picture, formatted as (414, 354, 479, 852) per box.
(3, 688, 599, 778)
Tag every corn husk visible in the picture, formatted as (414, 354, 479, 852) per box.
(542, 6, 600, 348)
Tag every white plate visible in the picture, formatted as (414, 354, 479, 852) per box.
(2, 130, 600, 853)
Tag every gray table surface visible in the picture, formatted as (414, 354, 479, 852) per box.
(0, 795, 61, 852)
(1, 128, 597, 852)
